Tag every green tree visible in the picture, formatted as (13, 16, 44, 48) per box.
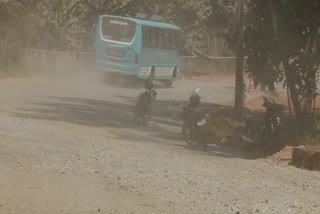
(1, 0, 236, 50)
(244, 0, 320, 134)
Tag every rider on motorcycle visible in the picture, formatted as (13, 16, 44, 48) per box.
(262, 96, 284, 132)
(262, 96, 274, 123)
(183, 88, 201, 126)
(189, 88, 201, 108)
(144, 78, 157, 104)
(182, 88, 208, 151)
(135, 78, 157, 122)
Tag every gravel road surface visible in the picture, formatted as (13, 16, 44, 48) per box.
(0, 68, 319, 214)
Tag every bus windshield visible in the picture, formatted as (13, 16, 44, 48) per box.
(101, 17, 137, 44)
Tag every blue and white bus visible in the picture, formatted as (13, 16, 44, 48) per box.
(94, 15, 181, 86)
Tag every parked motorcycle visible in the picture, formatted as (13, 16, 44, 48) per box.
(240, 96, 285, 154)
(182, 89, 209, 151)
(133, 88, 157, 125)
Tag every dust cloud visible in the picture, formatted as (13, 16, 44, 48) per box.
(0, 60, 145, 116)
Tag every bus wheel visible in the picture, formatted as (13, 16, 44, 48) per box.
(163, 80, 173, 87)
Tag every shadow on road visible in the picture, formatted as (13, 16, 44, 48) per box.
(14, 96, 185, 142)
(180, 144, 255, 159)
(14, 96, 254, 159)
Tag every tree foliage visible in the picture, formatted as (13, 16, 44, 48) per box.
(244, 0, 320, 133)
(0, 0, 235, 50)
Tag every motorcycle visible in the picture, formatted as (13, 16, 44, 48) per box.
(182, 104, 209, 151)
(240, 96, 285, 154)
(133, 89, 157, 125)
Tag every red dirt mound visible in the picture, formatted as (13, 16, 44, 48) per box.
(271, 146, 294, 164)
(270, 145, 320, 171)
(208, 102, 320, 171)
(291, 146, 320, 171)
(208, 106, 244, 145)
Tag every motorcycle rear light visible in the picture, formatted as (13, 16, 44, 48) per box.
(269, 117, 273, 121)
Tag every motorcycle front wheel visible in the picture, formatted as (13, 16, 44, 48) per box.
(133, 110, 147, 126)
(182, 125, 196, 147)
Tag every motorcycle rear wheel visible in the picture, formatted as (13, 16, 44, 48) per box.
(262, 131, 279, 155)
(182, 125, 207, 151)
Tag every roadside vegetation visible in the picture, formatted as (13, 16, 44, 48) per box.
(1, 0, 320, 154)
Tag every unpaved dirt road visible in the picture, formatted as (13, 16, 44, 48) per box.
(0, 68, 319, 214)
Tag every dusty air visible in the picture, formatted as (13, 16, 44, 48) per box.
(0, 1, 320, 213)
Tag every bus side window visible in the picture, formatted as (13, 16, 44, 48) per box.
(164, 30, 170, 49)
(151, 29, 158, 48)
(142, 27, 151, 48)
(171, 31, 177, 49)
(158, 30, 164, 49)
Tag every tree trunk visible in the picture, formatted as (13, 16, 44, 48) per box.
(234, 0, 245, 111)
(305, 71, 316, 130)
(283, 60, 305, 134)
(235, 42, 245, 110)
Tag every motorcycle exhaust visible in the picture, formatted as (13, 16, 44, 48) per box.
(240, 134, 256, 144)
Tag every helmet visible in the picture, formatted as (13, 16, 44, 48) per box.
(262, 96, 275, 107)
(189, 88, 201, 107)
